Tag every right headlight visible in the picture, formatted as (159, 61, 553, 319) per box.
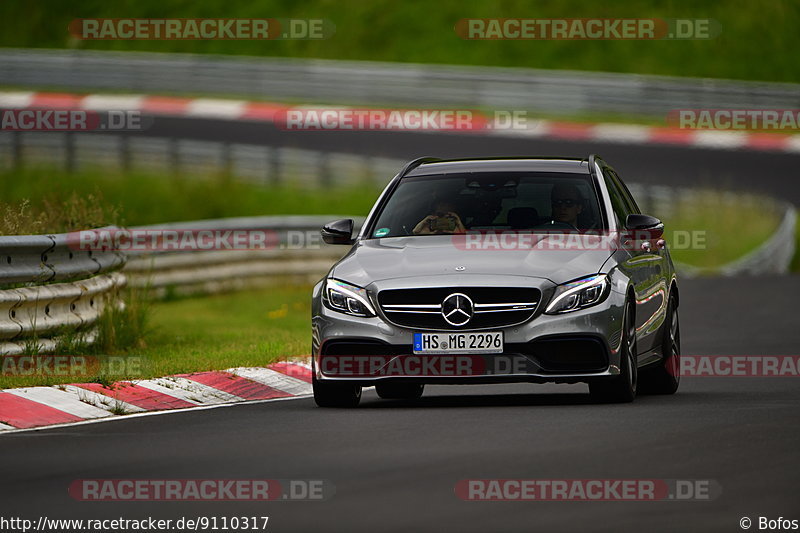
(322, 279, 376, 317)
(545, 274, 610, 314)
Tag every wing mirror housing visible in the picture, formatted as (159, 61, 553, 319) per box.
(624, 214, 664, 240)
(321, 219, 355, 245)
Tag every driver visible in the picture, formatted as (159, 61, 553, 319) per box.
(412, 200, 466, 235)
(549, 183, 584, 229)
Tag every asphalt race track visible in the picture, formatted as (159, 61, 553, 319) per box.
(137, 116, 800, 204)
(2, 123, 798, 532)
(1, 276, 798, 532)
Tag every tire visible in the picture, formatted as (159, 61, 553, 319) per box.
(590, 299, 637, 403)
(639, 294, 680, 395)
(313, 371, 362, 408)
(376, 382, 425, 400)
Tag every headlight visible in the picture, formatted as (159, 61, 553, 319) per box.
(323, 279, 376, 317)
(545, 274, 610, 314)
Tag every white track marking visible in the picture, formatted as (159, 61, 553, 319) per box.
(134, 376, 242, 404)
(0, 422, 15, 430)
(285, 360, 312, 370)
(0, 394, 310, 435)
(0, 91, 34, 108)
(228, 367, 312, 396)
(592, 123, 651, 143)
(785, 135, 800, 153)
(5, 387, 112, 419)
(489, 119, 551, 138)
(80, 94, 145, 110)
(692, 131, 749, 149)
(61, 385, 146, 414)
(186, 98, 247, 119)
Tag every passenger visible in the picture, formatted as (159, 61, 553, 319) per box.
(413, 200, 466, 235)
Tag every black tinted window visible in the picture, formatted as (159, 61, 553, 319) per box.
(368, 172, 604, 238)
(602, 167, 632, 226)
(609, 169, 640, 215)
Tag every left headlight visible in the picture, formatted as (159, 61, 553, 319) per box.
(545, 274, 610, 314)
(322, 279, 376, 317)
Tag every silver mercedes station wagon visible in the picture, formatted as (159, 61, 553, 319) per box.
(311, 156, 680, 407)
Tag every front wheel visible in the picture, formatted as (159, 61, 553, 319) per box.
(639, 294, 680, 395)
(313, 373, 362, 408)
(590, 299, 637, 403)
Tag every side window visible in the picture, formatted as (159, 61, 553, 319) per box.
(602, 168, 631, 227)
(609, 169, 640, 215)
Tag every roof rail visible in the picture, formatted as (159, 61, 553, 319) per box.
(397, 157, 441, 179)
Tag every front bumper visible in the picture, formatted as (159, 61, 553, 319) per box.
(312, 275, 627, 386)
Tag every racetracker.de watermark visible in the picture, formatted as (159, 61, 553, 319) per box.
(69, 18, 334, 40)
(675, 355, 800, 377)
(276, 108, 539, 132)
(449, 230, 706, 251)
(0, 109, 147, 132)
(668, 109, 800, 131)
(456, 479, 720, 501)
(68, 228, 325, 252)
(455, 18, 720, 40)
(1, 355, 143, 377)
(69, 479, 332, 501)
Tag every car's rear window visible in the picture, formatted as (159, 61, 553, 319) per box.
(367, 172, 605, 238)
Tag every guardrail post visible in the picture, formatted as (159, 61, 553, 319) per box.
(120, 135, 131, 174)
(170, 137, 180, 176)
(11, 131, 22, 170)
(64, 133, 76, 173)
(318, 152, 331, 187)
(269, 146, 282, 185)
(221, 141, 232, 177)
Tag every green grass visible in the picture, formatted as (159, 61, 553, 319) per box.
(0, 167, 381, 233)
(0, 283, 310, 389)
(0, 0, 798, 83)
(659, 191, 782, 269)
(136, 282, 310, 376)
(0, 166, 781, 267)
(0, 171, 787, 388)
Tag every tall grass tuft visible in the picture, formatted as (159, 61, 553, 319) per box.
(93, 286, 152, 355)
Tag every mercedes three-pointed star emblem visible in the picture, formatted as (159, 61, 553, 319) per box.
(441, 292, 473, 326)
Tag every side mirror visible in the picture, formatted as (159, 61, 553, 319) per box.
(321, 219, 355, 245)
(625, 214, 664, 240)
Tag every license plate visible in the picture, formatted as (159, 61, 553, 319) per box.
(413, 331, 503, 354)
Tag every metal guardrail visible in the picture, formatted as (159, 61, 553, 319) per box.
(0, 230, 127, 355)
(0, 228, 126, 286)
(1, 48, 800, 117)
(0, 132, 402, 188)
(0, 273, 126, 355)
(0, 202, 794, 354)
(124, 216, 364, 297)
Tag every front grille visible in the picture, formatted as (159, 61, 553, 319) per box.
(378, 287, 540, 330)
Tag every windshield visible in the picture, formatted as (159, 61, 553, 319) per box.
(367, 172, 605, 238)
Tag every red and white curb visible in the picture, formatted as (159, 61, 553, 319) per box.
(0, 361, 312, 433)
(1, 90, 800, 153)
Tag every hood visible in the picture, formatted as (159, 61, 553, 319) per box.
(331, 234, 614, 287)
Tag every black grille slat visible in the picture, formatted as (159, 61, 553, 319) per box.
(378, 287, 540, 330)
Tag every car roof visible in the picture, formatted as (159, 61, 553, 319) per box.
(403, 157, 590, 177)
